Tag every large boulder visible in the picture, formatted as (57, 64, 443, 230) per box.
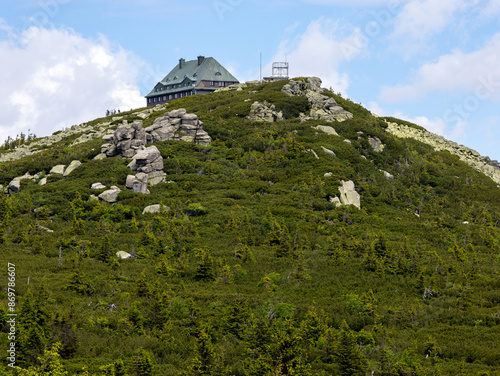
(338, 180, 361, 209)
(50, 165, 66, 175)
(313, 125, 339, 136)
(142, 204, 169, 215)
(63, 160, 82, 177)
(98, 187, 121, 203)
(116, 251, 133, 259)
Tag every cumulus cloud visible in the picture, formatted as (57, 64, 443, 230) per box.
(392, 0, 466, 39)
(0, 23, 146, 144)
(269, 17, 364, 94)
(380, 32, 500, 102)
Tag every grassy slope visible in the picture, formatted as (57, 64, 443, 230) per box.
(1, 80, 500, 376)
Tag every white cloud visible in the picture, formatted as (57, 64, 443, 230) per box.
(482, 0, 500, 16)
(392, 0, 467, 39)
(0, 23, 146, 144)
(380, 32, 500, 102)
(270, 17, 364, 94)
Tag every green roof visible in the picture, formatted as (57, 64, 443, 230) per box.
(146, 56, 239, 98)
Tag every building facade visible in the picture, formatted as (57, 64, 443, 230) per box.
(145, 56, 239, 106)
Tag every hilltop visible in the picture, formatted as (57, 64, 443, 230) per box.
(1, 78, 500, 376)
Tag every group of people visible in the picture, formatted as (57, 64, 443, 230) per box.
(106, 109, 121, 117)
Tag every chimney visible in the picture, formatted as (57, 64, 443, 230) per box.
(179, 58, 185, 69)
(197, 56, 205, 66)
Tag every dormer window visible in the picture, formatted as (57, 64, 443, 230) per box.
(174, 76, 178, 80)
(166, 78, 170, 82)
(193, 73, 198, 77)
(215, 72, 222, 76)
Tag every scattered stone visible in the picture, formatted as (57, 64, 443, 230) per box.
(8, 179, 21, 194)
(142, 204, 169, 215)
(98, 187, 121, 203)
(381, 170, 394, 179)
(91, 182, 107, 190)
(306, 149, 319, 159)
(313, 125, 339, 136)
(38, 178, 47, 186)
(36, 224, 54, 233)
(368, 137, 385, 152)
(116, 251, 133, 259)
(63, 160, 82, 177)
(344, 139, 352, 145)
(50, 165, 66, 175)
(324, 172, 333, 177)
(321, 146, 336, 158)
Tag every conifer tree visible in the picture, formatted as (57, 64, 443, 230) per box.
(134, 348, 154, 376)
(335, 321, 367, 376)
(195, 247, 214, 281)
(17, 288, 50, 365)
(97, 235, 113, 262)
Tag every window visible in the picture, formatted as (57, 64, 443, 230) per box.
(220, 82, 225, 87)
(193, 73, 197, 77)
(174, 76, 177, 80)
(163, 96, 167, 101)
(215, 72, 221, 76)
(210, 81, 214, 86)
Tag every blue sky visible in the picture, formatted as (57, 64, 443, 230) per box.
(1, 0, 500, 161)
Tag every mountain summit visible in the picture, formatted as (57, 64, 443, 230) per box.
(1, 78, 499, 375)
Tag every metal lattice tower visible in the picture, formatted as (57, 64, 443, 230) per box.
(272, 62, 289, 78)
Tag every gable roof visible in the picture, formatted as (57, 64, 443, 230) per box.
(146, 56, 239, 98)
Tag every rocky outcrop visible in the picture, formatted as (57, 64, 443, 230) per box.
(338, 180, 361, 209)
(126, 146, 167, 193)
(329, 180, 361, 209)
(246, 101, 283, 123)
(368, 137, 385, 152)
(282, 77, 353, 123)
(386, 122, 500, 185)
(0, 104, 169, 164)
(100, 109, 211, 159)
